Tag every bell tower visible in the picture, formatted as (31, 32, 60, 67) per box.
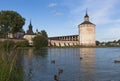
(26, 20, 34, 35)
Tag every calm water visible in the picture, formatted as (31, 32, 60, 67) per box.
(21, 48, 120, 81)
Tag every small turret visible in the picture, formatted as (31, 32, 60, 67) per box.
(80, 9, 94, 25)
(84, 9, 89, 21)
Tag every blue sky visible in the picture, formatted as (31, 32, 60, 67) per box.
(0, 0, 120, 42)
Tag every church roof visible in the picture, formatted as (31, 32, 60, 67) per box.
(80, 21, 94, 25)
(26, 20, 34, 35)
(80, 10, 95, 25)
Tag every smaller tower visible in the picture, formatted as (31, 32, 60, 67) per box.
(84, 9, 89, 21)
(78, 10, 96, 46)
(26, 20, 34, 35)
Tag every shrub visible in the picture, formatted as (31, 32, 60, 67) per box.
(16, 40, 29, 47)
(32, 30, 48, 49)
(0, 40, 15, 51)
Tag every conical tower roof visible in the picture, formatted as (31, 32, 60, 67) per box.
(80, 10, 94, 25)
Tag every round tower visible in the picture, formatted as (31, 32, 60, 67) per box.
(78, 11, 96, 46)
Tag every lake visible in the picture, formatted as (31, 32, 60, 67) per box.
(19, 47, 120, 81)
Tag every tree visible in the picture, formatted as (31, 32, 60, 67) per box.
(0, 10, 25, 38)
(32, 30, 48, 49)
(32, 35, 40, 49)
(96, 41, 100, 46)
(40, 30, 48, 46)
(106, 41, 112, 46)
(16, 40, 29, 47)
(117, 39, 120, 43)
(113, 40, 117, 43)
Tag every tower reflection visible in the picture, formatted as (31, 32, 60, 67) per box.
(79, 48, 96, 81)
(24, 48, 34, 81)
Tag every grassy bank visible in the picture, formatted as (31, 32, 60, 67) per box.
(0, 49, 24, 81)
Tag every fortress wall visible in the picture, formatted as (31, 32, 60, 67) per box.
(48, 40, 79, 46)
(23, 35, 36, 45)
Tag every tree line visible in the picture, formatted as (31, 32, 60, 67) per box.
(96, 39, 120, 46)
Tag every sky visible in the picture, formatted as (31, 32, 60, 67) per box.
(0, 0, 120, 42)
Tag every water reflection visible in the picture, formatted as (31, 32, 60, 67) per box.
(48, 48, 81, 81)
(79, 48, 96, 81)
(23, 48, 96, 81)
(24, 48, 49, 81)
(34, 48, 48, 58)
(24, 48, 34, 81)
(22, 48, 120, 81)
(15, 50, 24, 81)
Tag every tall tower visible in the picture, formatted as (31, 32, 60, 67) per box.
(26, 20, 34, 35)
(78, 10, 96, 46)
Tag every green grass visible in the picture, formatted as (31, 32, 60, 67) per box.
(0, 50, 24, 81)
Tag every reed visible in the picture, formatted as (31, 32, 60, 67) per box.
(0, 50, 24, 81)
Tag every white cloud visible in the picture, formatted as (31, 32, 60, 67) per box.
(96, 23, 120, 41)
(91, 0, 120, 41)
(70, 0, 119, 24)
(89, 0, 119, 25)
(48, 3, 57, 8)
(55, 12, 62, 16)
(64, 0, 120, 41)
(48, 0, 120, 41)
(105, 25, 120, 38)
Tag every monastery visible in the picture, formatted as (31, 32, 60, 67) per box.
(48, 11, 96, 46)
(8, 11, 96, 47)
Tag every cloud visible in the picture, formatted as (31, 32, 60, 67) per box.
(48, 3, 57, 8)
(69, 0, 119, 23)
(63, 0, 120, 41)
(88, 0, 119, 25)
(55, 12, 62, 16)
(91, 0, 120, 41)
(96, 22, 120, 41)
(47, 0, 120, 41)
(104, 25, 120, 39)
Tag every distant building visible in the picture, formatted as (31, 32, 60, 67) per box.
(26, 20, 34, 35)
(23, 21, 36, 45)
(23, 10, 96, 47)
(48, 10, 96, 46)
(14, 29, 25, 38)
(8, 29, 25, 39)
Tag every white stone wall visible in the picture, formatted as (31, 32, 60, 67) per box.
(23, 35, 36, 45)
(78, 24, 96, 46)
(48, 40, 79, 46)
